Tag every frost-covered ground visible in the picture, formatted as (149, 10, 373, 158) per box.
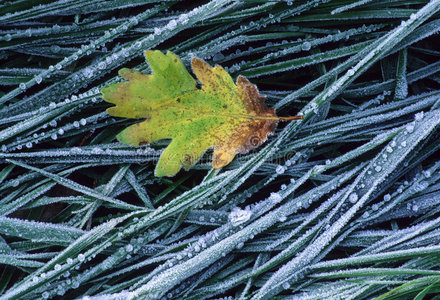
(1, 1, 440, 299)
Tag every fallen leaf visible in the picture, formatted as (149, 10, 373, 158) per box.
(101, 50, 302, 177)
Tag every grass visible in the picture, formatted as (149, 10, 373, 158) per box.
(1, 0, 440, 299)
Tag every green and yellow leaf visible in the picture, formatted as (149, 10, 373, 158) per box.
(101, 50, 301, 177)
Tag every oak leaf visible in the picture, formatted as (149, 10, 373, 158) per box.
(101, 50, 301, 177)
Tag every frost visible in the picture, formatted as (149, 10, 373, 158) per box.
(269, 192, 283, 204)
(301, 41, 311, 51)
(415, 111, 424, 120)
(275, 165, 285, 174)
(213, 52, 225, 61)
(406, 122, 415, 133)
(348, 193, 358, 203)
(35, 75, 42, 84)
(229, 207, 252, 226)
(167, 19, 177, 31)
(78, 253, 85, 262)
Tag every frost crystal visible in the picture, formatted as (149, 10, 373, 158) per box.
(348, 193, 358, 203)
(275, 165, 285, 174)
(415, 111, 424, 120)
(269, 192, 282, 203)
(229, 207, 252, 226)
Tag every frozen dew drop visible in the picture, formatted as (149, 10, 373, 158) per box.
(282, 282, 290, 289)
(77, 253, 85, 262)
(42, 291, 50, 299)
(55, 264, 62, 271)
(279, 215, 287, 222)
(386, 145, 393, 153)
(49, 102, 57, 109)
(347, 69, 355, 76)
(281, 184, 287, 190)
(213, 52, 224, 62)
(56, 63, 62, 70)
(400, 141, 407, 147)
(73, 121, 80, 128)
(12, 179, 19, 187)
(383, 194, 391, 201)
(375, 165, 382, 172)
(349, 193, 358, 203)
(229, 207, 252, 226)
(372, 203, 379, 211)
(49, 120, 57, 127)
(58, 128, 64, 135)
(49, 65, 54, 71)
(35, 75, 43, 84)
(129, 16, 139, 25)
(126, 244, 133, 252)
(275, 165, 285, 174)
(19, 82, 26, 90)
(1, 145, 7, 152)
(269, 192, 282, 203)
(26, 142, 33, 148)
(67, 257, 73, 264)
(167, 19, 177, 30)
(422, 170, 431, 178)
(51, 133, 58, 140)
(80, 118, 87, 126)
(412, 204, 419, 212)
(4, 33, 12, 41)
(98, 62, 106, 70)
(406, 122, 415, 133)
(301, 41, 311, 51)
